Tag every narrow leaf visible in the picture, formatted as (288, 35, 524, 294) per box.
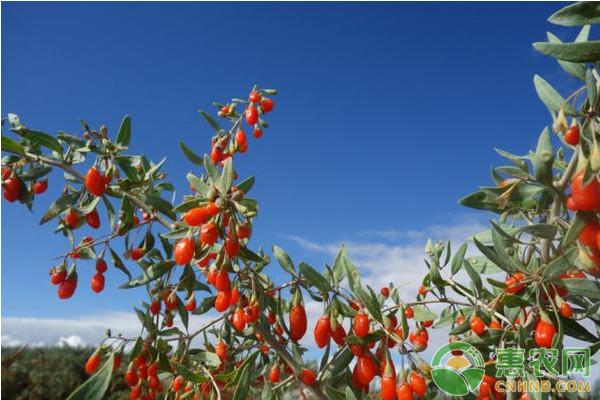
(549, 2, 600, 26)
(533, 75, 576, 115)
(109, 248, 132, 279)
(179, 141, 203, 165)
(547, 31, 587, 81)
(115, 115, 131, 147)
(39, 191, 80, 225)
(272, 245, 296, 276)
(299, 262, 331, 292)
(203, 154, 220, 186)
(66, 354, 114, 400)
(533, 41, 600, 63)
(1, 135, 24, 155)
(542, 247, 578, 282)
(198, 110, 221, 131)
(219, 158, 233, 195)
(21, 129, 62, 153)
(119, 261, 175, 288)
(451, 242, 468, 275)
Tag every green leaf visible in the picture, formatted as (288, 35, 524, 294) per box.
(173, 198, 201, 213)
(451, 242, 467, 276)
(562, 211, 587, 247)
(428, 255, 443, 286)
(324, 386, 346, 400)
(533, 127, 554, 186)
(519, 224, 557, 239)
(177, 300, 189, 330)
(449, 317, 471, 335)
(299, 262, 331, 292)
(586, 68, 597, 106)
(193, 295, 216, 315)
(109, 247, 132, 279)
(66, 353, 114, 400)
(179, 141, 203, 165)
(272, 245, 296, 276)
(78, 196, 101, 215)
(329, 347, 353, 374)
(196, 351, 221, 368)
(473, 237, 511, 273)
(39, 191, 80, 225)
(542, 247, 578, 282)
(356, 286, 382, 323)
(345, 387, 360, 400)
(238, 246, 264, 263)
(533, 75, 576, 115)
(344, 254, 361, 292)
(332, 245, 347, 284)
(57, 132, 88, 149)
(138, 193, 176, 220)
(462, 328, 503, 346)
(118, 196, 134, 232)
(236, 176, 255, 194)
(160, 226, 190, 240)
(21, 129, 63, 153)
(525, 370, 542, 400)
(198, 110, 222, 131)
(547, 31, 587, 81)
(113, 155, 142, 180)
(115, 115, 131, 147)
(20, 165, 52, 181)
(463, 259, 482, 296)
(319, 341, 331, 372)
(172, 362, 208, 383)
(344, 330, 386, 345)
(187, 172, 210, 194)
(102, 195, 116, 231)
(533, 41, 600, 63)
(560, 278, 600, 299)
(458, 190, 501, 213)
(225, 351, 259, 387)
(548, 2, 600, 26)
(561, 316, 599, 342)
(501, 294, 532, 308)
(465, 256, 505, 274)
(575, 25, 591, 43)
(231, 363, 251, 400)
(1, 135, 24, 155)
(134, 307, 156, 333)
(77, 247, 96, 260)
(119, 261, 174, 288)
(203, 154, 220, 186)
(219, 158, 234, 195)
(412, 305, 437, 322)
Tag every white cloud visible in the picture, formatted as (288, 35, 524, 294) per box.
(1, 311, 139, 348)
(287, 217, 488, 299)
(1, 310, 218, 349)
(57, 335, 87, 348)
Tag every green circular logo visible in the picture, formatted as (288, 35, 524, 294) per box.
(431, 341, 485, 396)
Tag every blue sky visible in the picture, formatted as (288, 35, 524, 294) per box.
(0, 2, 583, 347)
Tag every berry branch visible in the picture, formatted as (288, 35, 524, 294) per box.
(3, 5, 600, 399)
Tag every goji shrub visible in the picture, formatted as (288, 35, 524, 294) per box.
(2, 3, 600, 400)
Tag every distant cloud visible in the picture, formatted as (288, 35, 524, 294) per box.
(1, 311, 217, 349)
(57, 335, 87, 348)
(286, 216, 488, 298)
